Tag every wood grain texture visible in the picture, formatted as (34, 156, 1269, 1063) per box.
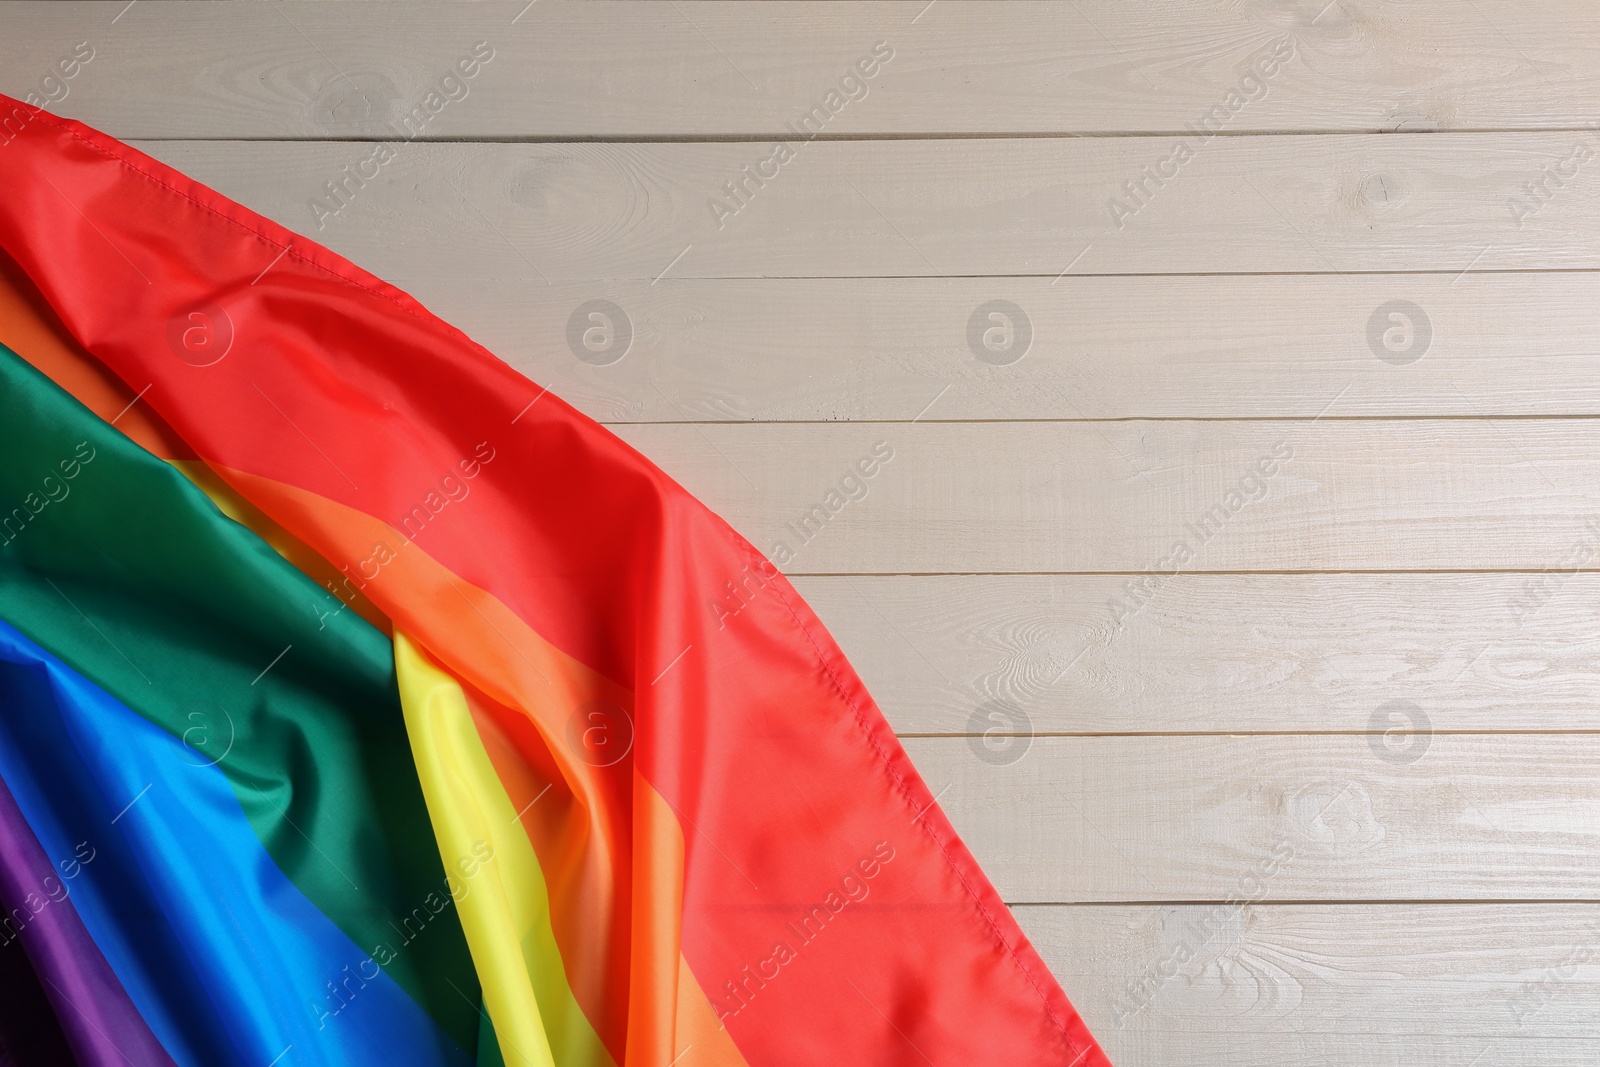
(10, 3, 1600, 1059)
(1022, 903, 1600, 1064)
(795, 573, 1600, 735)
(365, 274, 1600, 423)
(133, 133, 1600, 281)
(611, 419, 1600, 573)
(9, 1, 1600, 137)
(912, 734, 1600, 902)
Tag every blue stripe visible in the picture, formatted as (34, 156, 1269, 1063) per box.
(0, 616, 471, 1067)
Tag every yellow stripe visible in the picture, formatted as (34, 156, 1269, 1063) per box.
(160, 465, 751, 1066)
(394, 631, 615, 1067)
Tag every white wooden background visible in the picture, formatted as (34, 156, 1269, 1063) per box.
(8, 2, 1600, 1063)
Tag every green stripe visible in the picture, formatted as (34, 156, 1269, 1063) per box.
(0, 345, 480, 1052)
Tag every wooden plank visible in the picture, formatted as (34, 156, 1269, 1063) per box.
(795, 573, 1600, 734)
(10, 1, 1600, 137)
(18, 4, 1600, 1059)
(133, 133, 1600, 280)
(1022, 903, 1600, 1064)
(608, 419, 1600, 573)
(909, 734, 1600, 902)
(411, 274, 1600, 422)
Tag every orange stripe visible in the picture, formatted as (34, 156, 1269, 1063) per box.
(634, 779, 749, 1067)
(0, 251, 187, 461)
(0, 264, 392, 632)
(464, 680, 628, 1055)
(627, 768, 684, 1067)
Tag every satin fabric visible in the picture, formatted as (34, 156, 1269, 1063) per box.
(394, 631, 613, 1067)
(0, 923, 77, 1067)
(0, 616, 473, 1067)
(0, 770, 141, 1067)
(0, 343, 486, 1059)
(0, 95, 1110, 1067)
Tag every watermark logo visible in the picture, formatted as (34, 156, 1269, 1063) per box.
(0, 441, 97, 549)
(966, 701, 1033, 766)
(1367, 699, 1431, 765)
(707, 42, 895, 230)
(167, 303, 234, 366)
(567, 299, 633, 366)
(1509, 922, 1600, 1025)
(1106, 37, 1297, 230)
(179, 706, 236, 768)
(313, 839, 495, 1031)
(713, 841, 896, 1022)
(1, 42, 95, 150)
(1107, 443, 1293, 631)
(566, 699, 634, 767)
(1507, 518, 1600, 625)
(1366, 300, 1431, 365)
(1109, 835, 1296, 1026)
(967, 300, 1032, 365)
(766, 440, 894, 569)
(306, 42, 496, 228)
(1506, 136, 1598, 229)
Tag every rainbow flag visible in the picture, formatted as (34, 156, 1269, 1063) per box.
(0, 93, 1109, 1067)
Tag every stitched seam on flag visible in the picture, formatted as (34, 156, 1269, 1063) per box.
(16, 101, 1094, 1059)
(740, 537, 1084, 1051)
(16, 109, 507, 368)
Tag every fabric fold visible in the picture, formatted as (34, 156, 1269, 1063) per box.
(0, 615, 469, 1067)
(0, 768, 155, 1067)
(0, 93, 1110, 1067)
(0, 341, 484, 1063)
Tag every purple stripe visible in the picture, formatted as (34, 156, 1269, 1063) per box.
(0, 906, 75, 1066)
(0, 773, 176, 1067)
